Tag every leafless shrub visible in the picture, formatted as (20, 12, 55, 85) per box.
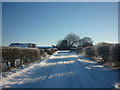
(96, 44, 110, 62)
(111, 44, 120, 63)
(77, 42, 120, 68)
(85, 46, 95, 59)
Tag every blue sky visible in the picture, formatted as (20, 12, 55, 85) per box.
(2, 2, 118, 46)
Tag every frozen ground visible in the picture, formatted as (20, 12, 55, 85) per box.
(1, 51, 119, 88)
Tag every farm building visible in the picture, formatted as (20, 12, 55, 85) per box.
(9, 43, 37, 48)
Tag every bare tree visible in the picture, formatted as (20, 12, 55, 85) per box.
(79, 37, 93, 47)
(57, 34, 94, 50)
(57, 40, 63, 46)
(57, 40, 70, 50)
(64, 33, 80, 48)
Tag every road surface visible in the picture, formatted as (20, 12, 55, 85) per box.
(2, 51, 119, 88)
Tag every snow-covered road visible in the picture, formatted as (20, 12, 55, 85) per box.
(2, 51, 119, 88)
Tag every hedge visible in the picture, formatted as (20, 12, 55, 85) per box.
(2, 47, 46, 72)
(111, 44, 120, 63)
(76, 43, 120, 66)
(84, 46, 95, 59)
(96, 44, 110, 62)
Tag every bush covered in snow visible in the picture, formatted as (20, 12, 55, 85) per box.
(76, 43, 120, 67)
(1, 46, 47, 72)
(96, 44, 110, 62)
(1, 46, 58, 72)
(84, 46, 95, 59)
(110, 44, 120, 63)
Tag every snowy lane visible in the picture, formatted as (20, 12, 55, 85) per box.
(2, 51, 118, 88)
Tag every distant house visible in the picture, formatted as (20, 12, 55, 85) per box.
(9, 43, 37, 48)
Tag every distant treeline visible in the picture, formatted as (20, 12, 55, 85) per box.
(1, 46, 57, 72)
(76, 43, 120, 67)
(57, 33, 93, 50)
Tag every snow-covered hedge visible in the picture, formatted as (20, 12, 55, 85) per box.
(96, 44, 110, 62)
(2, 46, 58, 72)
(84, 46, 95, 60)
(111, 44, 120, 63)
(2, 47, 46, 71)
(76, 43, 120, 65)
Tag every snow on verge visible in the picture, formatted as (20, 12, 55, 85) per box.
(1, 51, 58, 88)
